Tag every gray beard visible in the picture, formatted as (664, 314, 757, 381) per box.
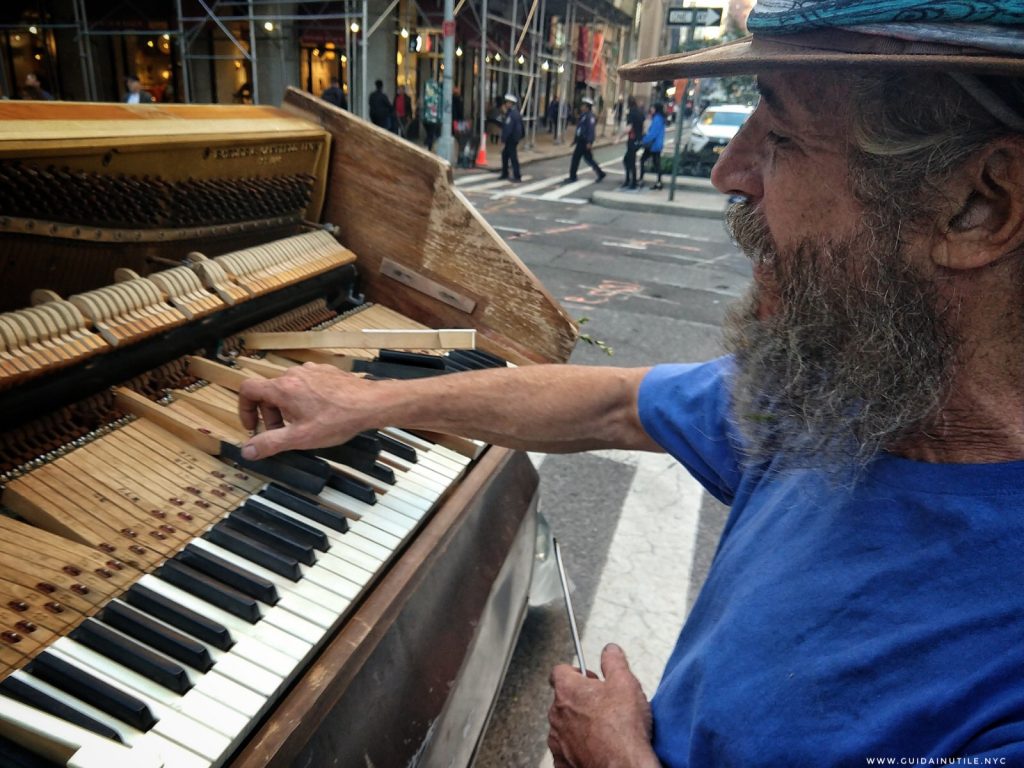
(722, 202, 957, 474)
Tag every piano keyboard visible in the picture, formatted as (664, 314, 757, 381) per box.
(0, 289, 509, 767)
(0, 406, 474, 767)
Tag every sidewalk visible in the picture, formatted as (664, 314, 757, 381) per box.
(456, 127, 729, 219)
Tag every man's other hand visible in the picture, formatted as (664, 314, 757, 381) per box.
(548, 644, 660, 768)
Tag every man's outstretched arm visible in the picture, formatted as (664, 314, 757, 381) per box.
(238, 363, 662, 460)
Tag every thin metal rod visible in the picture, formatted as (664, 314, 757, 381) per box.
(199, 0, 252, 59)
(479, 0, 488, 165)
(553, 538, 587, 676)
(175, 0, 191, 101)
(366, 0, 400, 39)
(361, 0, 368, 121)
(248, 0, 259, 103)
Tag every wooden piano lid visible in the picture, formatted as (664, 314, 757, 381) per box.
(281, 88, 579, 366)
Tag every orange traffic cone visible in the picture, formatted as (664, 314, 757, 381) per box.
(475, 133, 488, 168)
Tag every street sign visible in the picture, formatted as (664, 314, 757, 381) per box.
(666, 7, 723, 26)
(442, 19, 456, 37)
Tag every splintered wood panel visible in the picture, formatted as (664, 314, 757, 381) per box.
(281, 87, 578, 366)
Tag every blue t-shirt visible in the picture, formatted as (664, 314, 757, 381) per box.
(638, 357, 1024, 766)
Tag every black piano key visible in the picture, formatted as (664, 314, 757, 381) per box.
(458, 347, 509, 367)
(351, 360, 445, 379)
(441, 356, 473, 373)
(28, 652, 157, 731)
(176, 545, 279, 606)
(157, 560, 262, 623)
(223, 515, 317, 566)
(100, 601, 213, 673)
(267, 450, 332, 482)
(219, 442, 327, 495)
(446, 349, 490, 369)
(0, 732, 64, 768)
(240, 498, 330, 551)
(351, 432, 384, 454)
(0, 675, 123, 743)
(205, 522, 303, 581)
(124, 584, 233, 651)
(377, 349, 447, 369)
(319, 445, 395, 485)
(260, 483, 350, 533)
(375, 431, 419, 463)
(325, 472, 378, 504)
(70, 619, 192, 695)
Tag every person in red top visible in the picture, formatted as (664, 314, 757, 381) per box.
(394, 85, 413, 138)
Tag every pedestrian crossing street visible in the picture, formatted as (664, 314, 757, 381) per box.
(455, 166, 620, 205)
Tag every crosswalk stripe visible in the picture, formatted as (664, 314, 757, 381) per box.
(539, 178, 594, 200)
(454, 173, 493, 187)
(462, 176, 533, 192)
(492, 175, 564, 197)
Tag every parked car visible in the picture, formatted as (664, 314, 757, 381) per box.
(681, 103, 754, 175)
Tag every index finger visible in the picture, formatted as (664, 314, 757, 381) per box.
(238, 378, 283, 431)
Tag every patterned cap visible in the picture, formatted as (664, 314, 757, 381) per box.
(621, 0, 1024, 81)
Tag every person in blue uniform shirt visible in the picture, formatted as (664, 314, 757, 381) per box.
(565, 97, 605, 184)
(499, 93, 524, 182)
(235, 1, 1024, 763)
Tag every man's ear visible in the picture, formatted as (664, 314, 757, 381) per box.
(932, 137, 1024, 271)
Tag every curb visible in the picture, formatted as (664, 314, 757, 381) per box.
(590, 190, 726, 219)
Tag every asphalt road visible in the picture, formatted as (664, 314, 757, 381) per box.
(455, 146, 754, 767)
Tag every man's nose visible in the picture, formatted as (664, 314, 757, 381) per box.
(711, 122, 763, 201)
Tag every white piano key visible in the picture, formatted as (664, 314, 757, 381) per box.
(139, 574, 328, 647)
(9, 670, 140, 745)
(346, 519, 402, 553)
(177, 690, 249, 738)
(202, 654, 281, 698)
(188, 536, 352, 622)
(318, 489, 407, 539)
(47, 642, 235, 763)
(189, 672, 266, 719)
(383, 428, 472, 468)
(362, 506, 416, 536)
(250, 496, 384, 573)
(0, 694, 166, 768)
(189, 538, 351, 623)
(326, 461, 439, 508)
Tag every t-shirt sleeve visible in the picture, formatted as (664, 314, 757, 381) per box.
(638, 357, 743, 505)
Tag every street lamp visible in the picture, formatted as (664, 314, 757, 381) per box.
(350, 21, 360, 33)
(263, 21, 275, 32)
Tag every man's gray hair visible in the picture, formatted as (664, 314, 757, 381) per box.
(847, 71, 1024, 226)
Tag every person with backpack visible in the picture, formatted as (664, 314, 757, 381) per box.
(638, 102, 667, 190)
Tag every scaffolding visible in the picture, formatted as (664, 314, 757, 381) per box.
(2, 0, 637, 152)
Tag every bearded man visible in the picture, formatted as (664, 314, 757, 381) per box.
(237, 1, 1024, 763)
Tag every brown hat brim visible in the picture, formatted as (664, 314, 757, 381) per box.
(620, 31, 1024, 81)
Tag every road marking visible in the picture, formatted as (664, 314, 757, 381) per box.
(491, 175, 564, 197)
(454, 173, 493, 187)
(463, 175, 534, 192)
(507, 191, 589, 204)
(493, 225, 531, 234)
(639, 228, 714, 243)
(555, 218, 577, 224)
(601, 240, 647, 251)
(539, 178, 593, 200)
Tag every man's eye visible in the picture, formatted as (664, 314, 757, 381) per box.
(766, 130, 791, 147)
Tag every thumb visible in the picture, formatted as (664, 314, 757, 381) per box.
(241, 425, 299, 460)
(600, 643, 633, 682)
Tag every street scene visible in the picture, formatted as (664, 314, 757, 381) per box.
(2, 0, 1023, 765)
(453, 144, 748, 765)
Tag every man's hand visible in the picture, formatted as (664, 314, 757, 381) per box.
(238, 363, 374, 459)
(547, 644, 660, 768)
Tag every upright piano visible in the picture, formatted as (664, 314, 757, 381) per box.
(0, 91, 577, 767)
